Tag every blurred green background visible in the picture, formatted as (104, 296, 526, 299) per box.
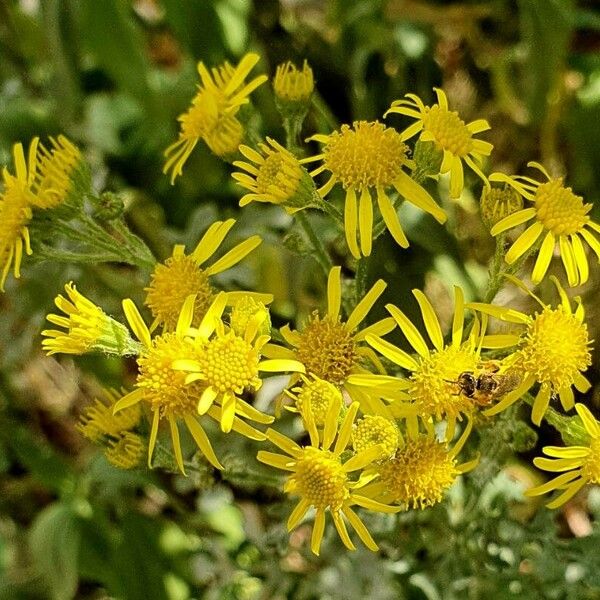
(1, 0, 600, 598)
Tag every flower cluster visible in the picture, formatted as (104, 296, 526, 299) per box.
(5, 51, 598, 559)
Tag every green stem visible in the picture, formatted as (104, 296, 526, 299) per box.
(294, 211, 332, 277)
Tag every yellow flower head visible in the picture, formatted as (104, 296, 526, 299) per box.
(362, 420, 476, 509)
(78, 388, 142, 442)
(144, 218, 264, 331)
(366, 286, 484, 438)
(78, 389, 144, 470)
(257, 401, 400, 555)
(526, 403, 600, 508)
(164, 53, 267, 183)
(285, 373, 344, 426)
(273, 60, 314, 104)
(0, 140, 38, 291)
(480, 184, 524, 231)
(42, 282, 139, 356)
(386, 88, 493, 198)
(114, 294, 268, 474)
(229, 294, 271, 338)
(172, 293, 304, 434)
(304, 121, 446, 258)
(105, 432, 145, 470)
(469, 276, 592, 425)
(232, 138, 318, 211)
(31, 135, 83, 209)
(488, 162, 600, 287)
(265, 266, 395, 410)
(352, 415, 400, 460)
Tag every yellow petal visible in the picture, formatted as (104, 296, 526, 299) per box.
(394, 171, 446, 224)
(347, 279, 386, 332)
(385, 304, 429, 357)
(413, 289, 443, 351)
(358, 188, 373, 256)
(122, 299, 151, 348)
(505, 221, 544, 264)
(344, 188, 360, 259)
(310, 510, 326, 556)
(327, 266, 342, 320)
(376, 186, 409, 248)
(490, 207, 537, 236)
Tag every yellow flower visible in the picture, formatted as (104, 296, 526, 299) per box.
(488, 162, 600, 287)
(479, 184, 524, 231)
(229, 294, 271, 338)
(257, 401, 400, 554)
(386, 88, 493, 198)
(351, 415, 400, 460)
(284, 374, 344, 427)
(164, 53, 267, 182)
(42, 282, 139, 356)
(232, 138, 318, 211)
(303, 121, 446, 258)
(468, 276, 592, 425)
(172, 293, 305, 434)
(265, 266, 395, 412)
(525, 403, 600, 508)
(78, 388, 142, 442)
(366, 286, 484, 438)
(78, 388, 144, 470)
(31, 135, 83, 209)
(144, 218, 265, 331)
(273, 60, 314, 103)
(113, 294, 266, 474)
(0, 140, 37, 291)
(361, 420, 477, 509)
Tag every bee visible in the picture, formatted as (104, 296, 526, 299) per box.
(454, 362, 521, 407)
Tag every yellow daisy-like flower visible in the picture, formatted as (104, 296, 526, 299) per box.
(164, 53, 267, 183)
(232, 138, 318, 212)
(284, 374, 344, 426)
(361, 420, 477, 509)
(468, 276, 592, 425)
(172, 293, 305, 434)
(273, 60, 314, 104)
(303, 121, 447, 258)
(366, 286, 484, 438)
(386, 88, 493, 198)
(265, 266, 395, 412)
(0, 140, 37, 291)
(113, 294, 266, 474)
(258, 401, 400, 555)
(32, 135, 83, 209)
(78, 388, 145, 470)
(144, 218, 265, 331)
(488, 162, 600, 287)
(525, 403, 600, 508)
(42, 282, 139, 356)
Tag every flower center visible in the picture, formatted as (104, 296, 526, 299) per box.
(518, 307, 591, 390)
(352, 415, 399, 459)
(294, 377, 343, 426)
(137, 334, 200, 417)
(145, 255, 214, 330)
(534, 179, 590, 235)
(410, 345, 479, 420)
(194, 332, 260, 394)
(293, 447, 349, 510)
(422, 106, 473, 156)
(295, 313, 358, 385)
(582, 439, 600, 484)
(378, 438, 459, 509)
(322, 121, 408, 189)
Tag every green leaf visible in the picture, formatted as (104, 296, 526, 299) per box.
(29, 503, 81, 600)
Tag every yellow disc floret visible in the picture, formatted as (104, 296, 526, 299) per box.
(534, 179, 591, 236)
(421, 105, 473, 157)
(379, 438, 460, 509)
(410, 345, 479, 421)
(145, 255, 214, 330)
(518, 306, 591, 390)
(352, 415, 399, 459)
(137, 334, 200, 417)
(295, 313, 358, 385)
(292, 447, 349, 510)
(322, 121, 409, 190)
(194, 332, 261, 394)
